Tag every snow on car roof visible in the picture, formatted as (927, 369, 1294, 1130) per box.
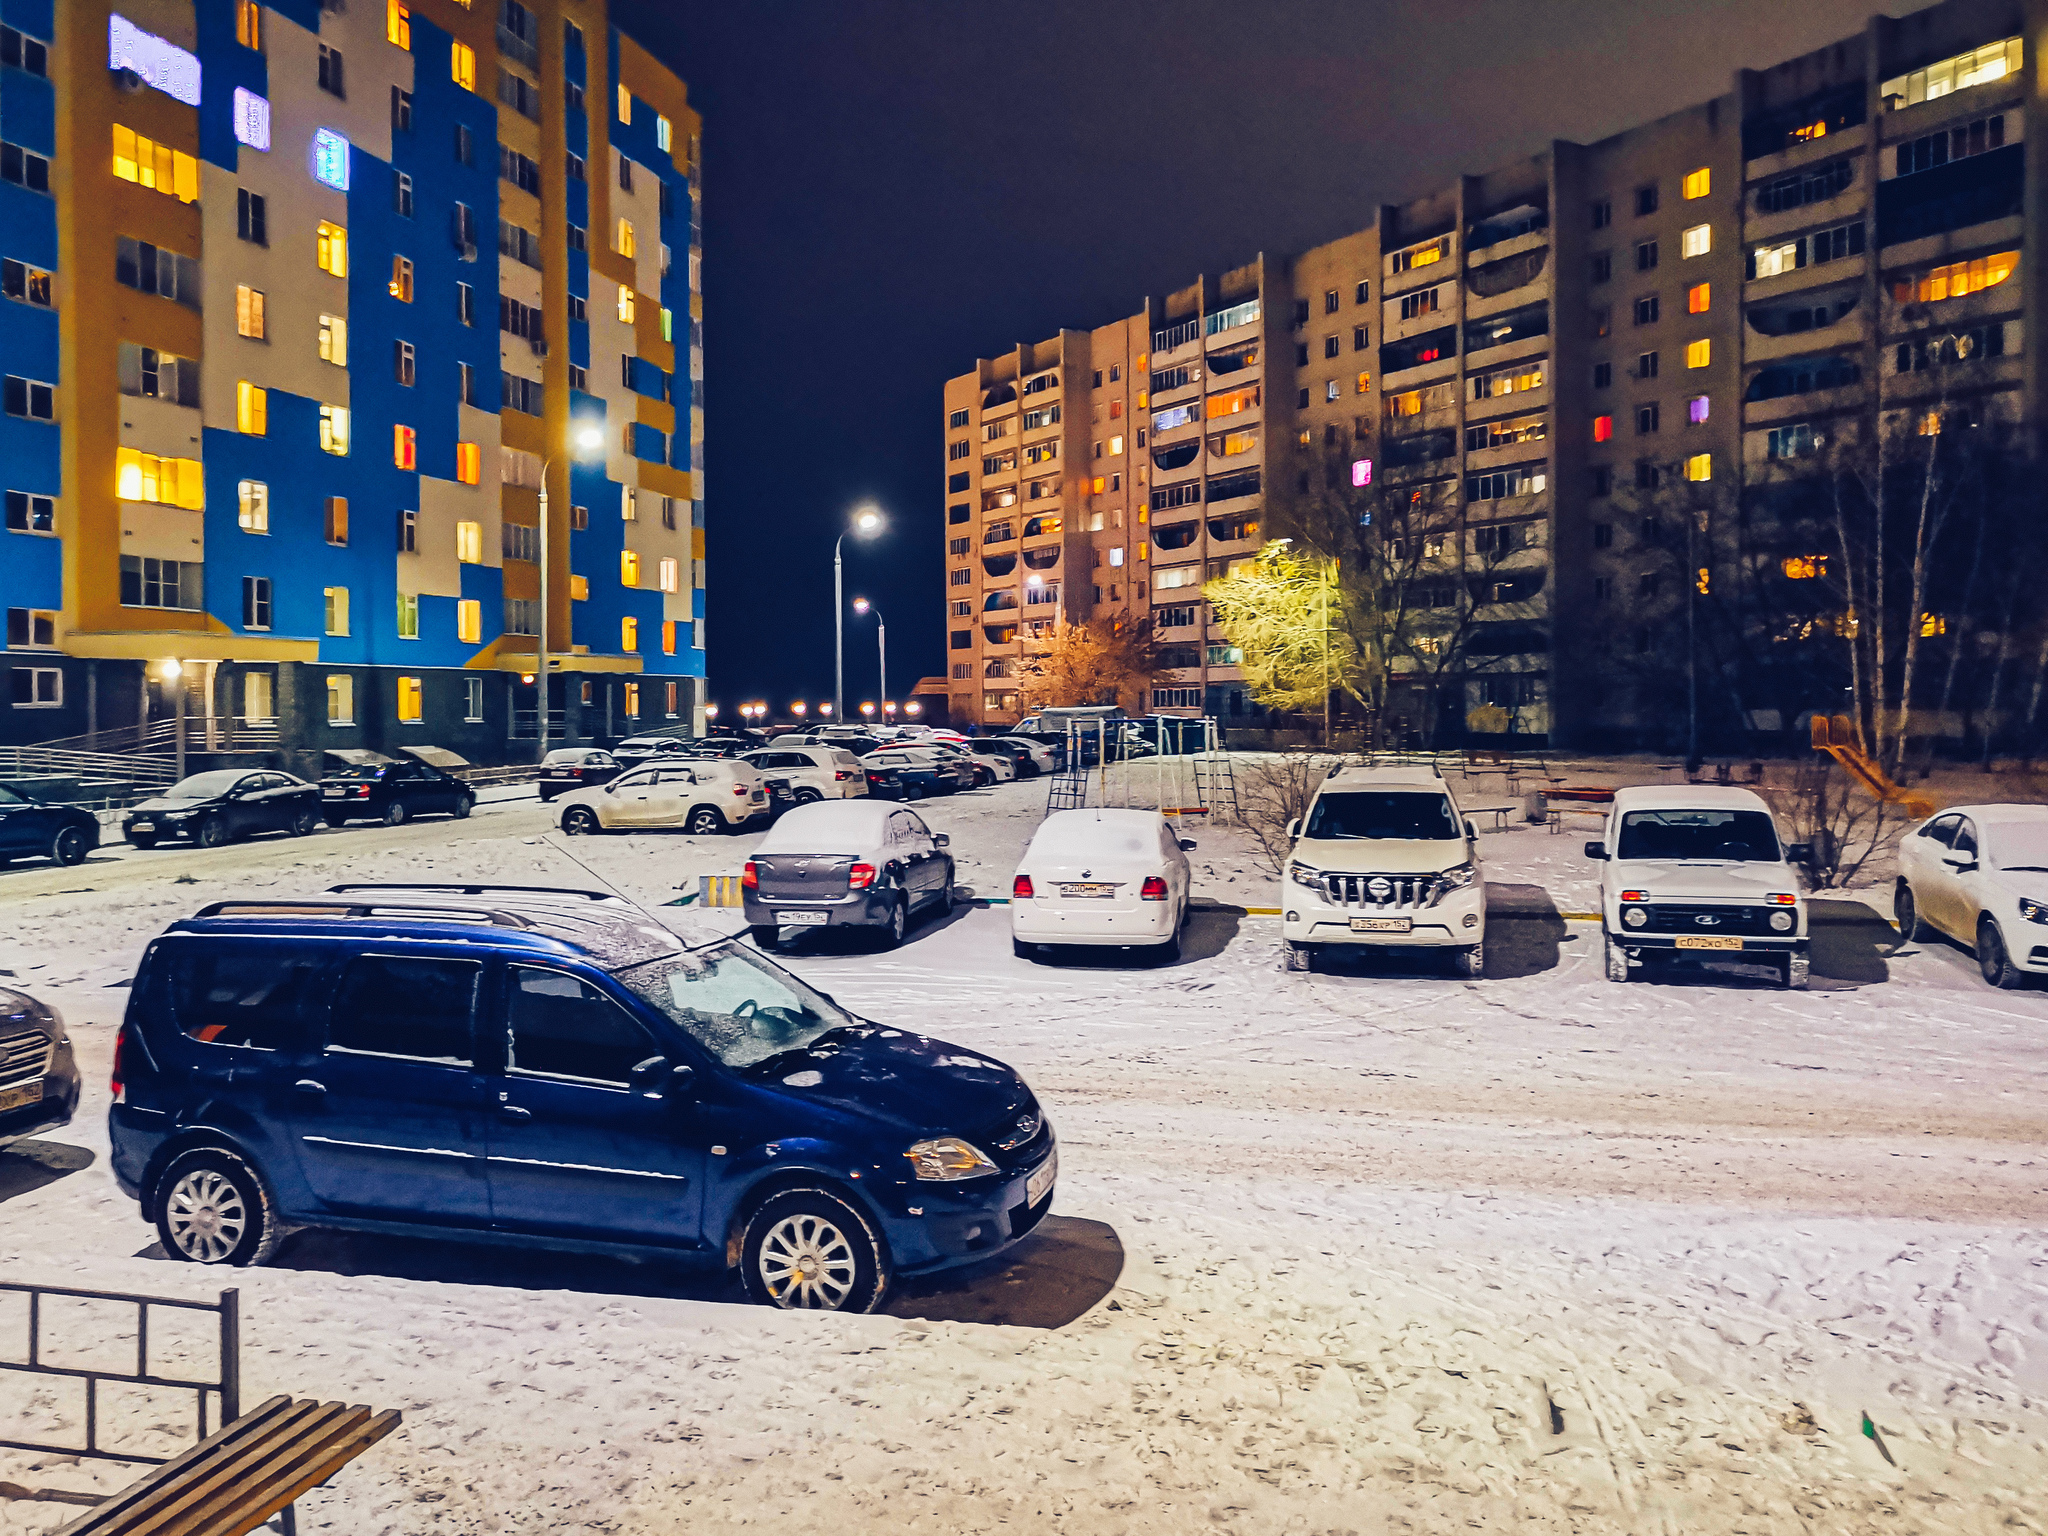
(755, 799, 895, 853)
(1611, 784, 1774, 812)
(1029, 808, 1164, 854)
(1934, 803, 2048, 822)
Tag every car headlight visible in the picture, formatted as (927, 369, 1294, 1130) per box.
(1436, 862, 1477, 892)
(1622, 905, 1648, 928)
(904, 1137, 998, 1181)
(1769, 910, 1794, 931)
(2021, 898, 2048, 925)
(1288, 862, 1321, 890)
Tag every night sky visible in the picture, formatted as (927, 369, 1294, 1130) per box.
(623, 0, 1907, 718)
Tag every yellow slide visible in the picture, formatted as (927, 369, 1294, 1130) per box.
(1810, 715, 1937, 819)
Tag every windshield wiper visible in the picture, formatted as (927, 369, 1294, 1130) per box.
(1999, 864, 2048, 872)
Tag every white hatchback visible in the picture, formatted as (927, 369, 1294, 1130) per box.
(1011, 808, 1195, 961)
(1896, 804, 2048, 988)
(555, 760, 768, 835)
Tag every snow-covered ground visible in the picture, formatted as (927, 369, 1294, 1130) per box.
(1, 771, 2044, 1533)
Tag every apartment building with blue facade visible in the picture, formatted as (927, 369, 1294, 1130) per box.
(0, 0, 704, 765)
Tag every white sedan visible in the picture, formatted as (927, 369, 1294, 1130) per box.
(555, 761, 768, 835)
(1011, 808, 1195, 962)
(1896, 803, 2048, 988)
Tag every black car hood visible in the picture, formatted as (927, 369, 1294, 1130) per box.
(746, 1024, 1029, 1139)
(128, 796, 213, 814)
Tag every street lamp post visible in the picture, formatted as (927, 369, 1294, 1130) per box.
(835, 507, 884, 725)
(535, 423, 607, 757)
(853, 598, 887, 706)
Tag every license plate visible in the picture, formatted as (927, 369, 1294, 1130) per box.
(1060, 883, 1116, 898)
(778, 911, 829, 926)
(1351, 916, 1413, 933)
(322, 788, 345, 797)
(1675, 935, 1743, 951)
(0, 1080, 43, 1114)
(1026, 1148, 1057, 1207)
(130, 822, 154, 833)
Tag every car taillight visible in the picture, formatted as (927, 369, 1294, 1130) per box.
(742, 861, 758, 890)
(1767, 892, 1797, 905)
(835, 770, 852, 781)
(733, 784, 749, 796)
(1140, 876, 1169, 901)
(849, 863, 878, 890)
(1620, 889, 1649, 902)
(1013, 874, 1034, 899)
(110, 1024, 127, 1101)
(352, 786, 370, 797)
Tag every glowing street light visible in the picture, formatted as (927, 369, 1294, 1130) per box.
(835, 506, 885, 722)
(883, 700, 898, 716)
(792, 701, 808, 717)
(819, 702, 834, 718)
(853, 597, 888, 707)
(905, 700, 923, 717)
(860, 701, 876, 718)
(705, 702, 719, 722)
(534, 418, 609, 756)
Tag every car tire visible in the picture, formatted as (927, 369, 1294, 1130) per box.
(127, 832, 158, 850)
(196, 817, 228, 849)
(1977, 917, 2028, 990)
(686, 806, 724, 836)
(154, 1147, 282, 1268)
(1283, 941, 1314, 973)
(791, 788, 822, 806)
(1603, 931, 1632, 983)
(1455, 942, 1485, 980)
(50, 826, 90, 866)
(739, 1187, 890, 1313)
(934, 874, 956, 922)
(288, 808, 318, 837)
(748, 924, 781, 950)
(383, 801, 409, 827)
(1785, 952, 1811, 990)
(874, 894, 908, 951)
(1895, 881, 1929, 941)
(453, 796, 474, 819)
(1157, 923, 1182, 963)
(562, 806, 601, 836)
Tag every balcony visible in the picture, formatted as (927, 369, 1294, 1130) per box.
(496, 24, 539, 69)
(1022, 544, 1060, 570)
(1022, 514, 1063, 538)
(983, 553, 1017, 577)
(1152, 439, 1200, 472)
(1153, 520, 1199, 551)
(1152, 316, 1201, 354)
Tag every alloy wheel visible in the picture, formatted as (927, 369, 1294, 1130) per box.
(165, 1169, 248, 1264)
(756, 1212, 858, 1309)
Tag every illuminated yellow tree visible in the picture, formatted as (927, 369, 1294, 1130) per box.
(1014, 611, 1156, 712)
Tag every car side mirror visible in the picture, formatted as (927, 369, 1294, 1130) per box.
(1944, 853, 1978, 871)
(1584, 842, 1608, 860)
(628, 1055, 671, 1090)
(1465, 819, 1478, 841)
(1285, 817, 1301, 840)
(932, 833, 950, 848)
(1787, 843, 1813, 864)
(1179, 838, 1197, 851)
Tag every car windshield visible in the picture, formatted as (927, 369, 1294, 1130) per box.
(1616, 809, 1781, 862)
(615, 942, 855, 1069)
(1986, 822, 2048, 871)
(1304, 791, 1458, 840)
(0, 787, 24, 805)
(166, 771, 248, 799)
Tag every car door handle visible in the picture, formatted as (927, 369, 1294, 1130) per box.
(497, 1103, 532, 1121)
(294, 1079, 327, 1096)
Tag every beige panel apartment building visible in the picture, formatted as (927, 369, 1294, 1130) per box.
(942, 0, 2044, 744)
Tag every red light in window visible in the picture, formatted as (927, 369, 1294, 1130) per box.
(1416, 347, 1443, 363)
(1593, 415, 1614, 442)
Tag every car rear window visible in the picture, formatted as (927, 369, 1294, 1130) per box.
(1616, 809, 1781, 862)
(1304, 792, 1458, 841)
(169, 945, 328, 1049)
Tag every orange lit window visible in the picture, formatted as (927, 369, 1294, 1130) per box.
(1687, 282, 1710, 314)
(450, 40, 475, 91)
(390, 255, 413, 301)
(457, 599, 481, 643)
(621, 550, 641, 586)
(112, 126, 200, 203)
(1592, 415, 1613, 442)
(621, 616, 639, 651)
(1356, 371, 1371, 394)
(616, 218, 637, 258)
(1206, 385, 1260, 419)
(455, 441, 480, 484)
(662, 620, 677, 655)
(236, 0, 261, 49)
(393, 425, 416, 469)
(1686, 339, 1711, 368)
(1894, 251, 2018, 303)
(1682, 167, 1710, 199)
(386, 0, 410, 48)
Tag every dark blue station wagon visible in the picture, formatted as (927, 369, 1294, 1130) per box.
(108, 885, 1056, 1312)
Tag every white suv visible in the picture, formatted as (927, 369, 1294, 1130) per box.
(1589, 785, 1810, 988)
(1281, 765, 1486, 976)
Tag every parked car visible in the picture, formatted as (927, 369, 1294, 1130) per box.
(1588, 785, 1810, 989)
(920, 741, 1000, 787)
(962, 739, 1023, 782)
(991, 737, 1056, 777)
(1895, 803, 2048, 989)
(768, 733, 844, 749)
(612, 736, 692, 770)
(106, 883, 1056, 1312)
(555, 760, 767, 835)
(124, 770, 321, 849)
(0, 785, 100, 867)
(539, 747, 624, 801)
(740, 747, 870, 804)
(321, 759, 475, 827)
(1012, 808, 1194, 961)
(999, 734, 1064, 773)
(0, 985, 79, 1148)
(862, 746, 970, 799)
(1281, 765, 1486, 976)
(681, 737, 755, 759)
(745, 801, 955, 950)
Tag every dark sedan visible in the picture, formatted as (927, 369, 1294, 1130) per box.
(321, 759, 475, 826)
(124, 770, 321, 849)
(0, 785, 100, 866)
(684, 736, 756, 758)
(539, 747, 623, 801)
(0, 986, 78, 1148)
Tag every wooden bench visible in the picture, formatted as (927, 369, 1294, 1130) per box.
(51, 1395, 400, 1536)
(1466, 802, 1521, 831)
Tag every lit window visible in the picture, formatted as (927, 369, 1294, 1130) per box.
(451, 40, 475, 91)
(621, 550, 641, 586)
(114, 448, 203, 509)
(236, 0, 261, 49)
(621, 487, 638, 521)
(235, 380, 268, 435)
(1894, 251, 2018, 303)
(1683, 453, 1711, 482)
(1685, 339, 1710, 368)
(570, 574, 589, 600)
(618, 285, 635, 322)
(1688, 395, 1709, 424)
(237, 479, 269, 532)
(1108, 435, 1123, 455)
(235, 284, 266, 338)
(324, 587, 350, 636)
(656, 114, 672, 151)
(1593, 415, 1614, 442)
(310, 128, 349, 191)
(393, 424, 416, 469)
(326, 672, 353, 722)
(616, 218, 637, 258)
(1356, 371, 1371, 394)
(457, 598, 481, 643)
(456, 521, 482, 562)
(318, 313, 347, 365)
(621, 616, 639, 651)
(1687, 282, 1709, 314)
(319, 404, 350, 455)
(111, 126, 199, 203)
(397, 675, 423, 720)
(660, 307, 672, 341)
(390, 254, 413, 301)
(326, 496, 348, 544)
(1681, 224, 1711, 258)
(396, 592, 419, 639)
(455, 442, 481, 484)
(316, 221, 348, 277)
(617, 83, 631, 122)
(1682, 167, 1710, 199)
(386, 0, 410, 48)
(659, 556, 678, 592)
(662, 620, 676, 655)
